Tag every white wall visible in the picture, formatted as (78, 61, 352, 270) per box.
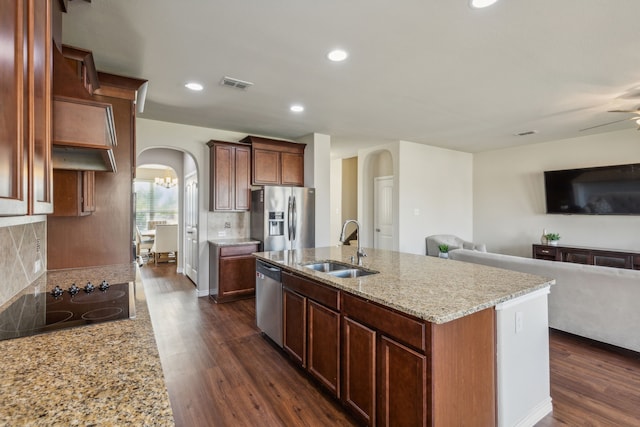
(330, 158, 343, 247)
(136, 118, 246, 296)
(357, 140, 473, 255)
(299, 133, 332, 248)
(397, 141, 473, 254)
(474, 128, 640, 256)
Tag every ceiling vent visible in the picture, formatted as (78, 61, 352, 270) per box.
(220, 76, 253, 90)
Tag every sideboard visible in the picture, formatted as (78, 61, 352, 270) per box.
(532, 244, 640, 270)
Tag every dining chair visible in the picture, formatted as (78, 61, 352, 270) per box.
(147, 219, 167, 230)
(136, 226, 155, 264)
(151, 224, 178, 265)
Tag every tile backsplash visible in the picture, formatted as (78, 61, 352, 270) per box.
(207, 212, 250, 239)
(0, 218, 46, 307)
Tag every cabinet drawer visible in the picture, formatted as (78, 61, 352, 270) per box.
(219, 244, 259, 257)
(282, 272, 339, 311)
(342, 293, 427, 352)
(635, 256, 640, 270)
(593, 253, 632, 269)
(534, 246, 557, 258)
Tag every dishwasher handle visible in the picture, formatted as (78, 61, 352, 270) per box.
(256, 260, 282, 282)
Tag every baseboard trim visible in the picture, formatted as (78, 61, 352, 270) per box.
(197, 289, 209, 297)
(514, 397, 553, 427)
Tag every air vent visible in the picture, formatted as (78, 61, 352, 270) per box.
(514, 130, 537, 136)
(220, 76, 254, 90)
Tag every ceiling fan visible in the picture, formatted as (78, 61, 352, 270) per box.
(579, 107, 640, 132)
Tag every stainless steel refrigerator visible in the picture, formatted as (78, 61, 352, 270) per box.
(250, 186, 315, 251)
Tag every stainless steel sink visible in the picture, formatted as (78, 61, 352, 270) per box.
(326, 268, 378, 278)
(303, 261, 352, 272)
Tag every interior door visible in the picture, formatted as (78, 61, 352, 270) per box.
(374, 176, 393, 250)
(184, 172, 198, 284)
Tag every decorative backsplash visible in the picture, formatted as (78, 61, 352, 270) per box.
(0, 219, 46, 308)
(207, 211, 250, 239)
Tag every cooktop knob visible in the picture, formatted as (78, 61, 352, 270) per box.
(99, 280, 110, 291)
(50, 286, 64, 298)
(68, 284, 80, 296)
(84, 282, 95, 293)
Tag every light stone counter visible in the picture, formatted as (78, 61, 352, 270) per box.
(0, 264, 174, 426)
(254, 246, 554, 324)
(208, 237, 261, 247)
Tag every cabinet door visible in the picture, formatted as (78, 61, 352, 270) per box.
(252, 148, 280, 185)
(378, 335, 427, 427)
(0, 0, 28, 215)
(308, 300, 340, 398)
(283, 287, 306, 367)
(212, 143, 234, 211)
(342, 316, 376, 426)
(218, 255, 256, 301)
(234, 145, 251, 210)
(28, 0, 52, 214)
(281, 152, 304, 186)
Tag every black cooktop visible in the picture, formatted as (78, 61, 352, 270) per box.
(0, 281, 133, 341)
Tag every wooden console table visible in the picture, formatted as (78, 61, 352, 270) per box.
(532, 244, 640, 270)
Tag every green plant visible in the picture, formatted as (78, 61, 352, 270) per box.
(545, 233, 560, 241)
(438, 244, 449, 253)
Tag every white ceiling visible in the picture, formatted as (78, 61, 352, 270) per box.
(62, 0, 640, 158)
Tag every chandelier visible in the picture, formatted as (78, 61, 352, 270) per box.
(155, 176, 178, 188)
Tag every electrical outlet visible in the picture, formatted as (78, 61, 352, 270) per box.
(218, 231, 226, 237)
(33, 259, 42, 274)
(515, 311, 524, 333)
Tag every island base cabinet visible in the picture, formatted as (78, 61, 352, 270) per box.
(308, 300, 340, 397)
(283, 288, 306, 367)
(283, 272, 341, 399)
(342, 317, 376, 426)
(378, 336, 427, 427)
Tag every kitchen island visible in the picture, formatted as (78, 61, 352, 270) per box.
(254, 246, 554, 427)
(0, 264, 173, 426)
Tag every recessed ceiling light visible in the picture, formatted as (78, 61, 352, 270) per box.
(327, 49, 348, 62)
(185, 82, 203, 91)
(470, 0, 498, 8)
(290, 104, 304, 113)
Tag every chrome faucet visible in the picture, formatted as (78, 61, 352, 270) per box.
(339, 219, 366, 266)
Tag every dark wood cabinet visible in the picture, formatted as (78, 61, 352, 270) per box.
(342, 317, 376, 425)
(378, 336, 427, 426)
(282, 271, 341, 398)
(209, 243, 259, 303)
(207, 141, 251, 211)
(0, 0, 53, 216)
(52, 169, 95, 216)
(533, 244, 638, 270)
(283, 287, 306, 366)
(240, 135, 305, 186)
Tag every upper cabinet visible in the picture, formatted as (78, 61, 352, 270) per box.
(208, 141, 251, 211)
(240, 136, 305, 186)
(0, 0, 53, 216)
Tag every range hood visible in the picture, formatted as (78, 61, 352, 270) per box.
(52, 45, 117, 172)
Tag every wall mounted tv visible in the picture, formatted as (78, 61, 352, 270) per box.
(544, 163, 640, 215)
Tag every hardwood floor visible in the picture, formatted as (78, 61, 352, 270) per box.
(140, 263, 640, 427)
(140, 263, 356, 427)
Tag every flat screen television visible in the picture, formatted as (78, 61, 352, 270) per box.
(544, 163, 640, 215)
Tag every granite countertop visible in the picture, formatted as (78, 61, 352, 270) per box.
(0, 264, 174, 426)
(208, 238, 261, 246)
(254, 246, 554, 324)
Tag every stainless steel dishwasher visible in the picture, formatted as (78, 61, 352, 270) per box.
(255, 260, 283, 347)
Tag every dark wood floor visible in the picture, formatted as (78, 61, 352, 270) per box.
(141, 263, 640, 427)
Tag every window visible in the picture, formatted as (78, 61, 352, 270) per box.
(134, 179, 178, 231)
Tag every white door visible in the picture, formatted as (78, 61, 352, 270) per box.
(374, 176, 393, 250)
(184, 173, 198, 284)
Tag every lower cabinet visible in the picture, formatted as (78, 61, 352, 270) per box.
(282, 272, 340, 398)
(280, 272, 496, 426)
(209, 243, 259, 303)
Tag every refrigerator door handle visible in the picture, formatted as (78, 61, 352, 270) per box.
(287, 195, 293, 241)
(292, 195, 297, 241)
